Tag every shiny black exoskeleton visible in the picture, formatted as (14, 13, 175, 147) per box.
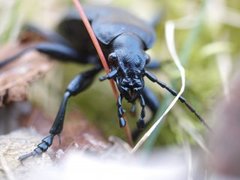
(0, 5, 209, 161)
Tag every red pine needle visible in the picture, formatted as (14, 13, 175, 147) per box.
(72, 0, 133, 146)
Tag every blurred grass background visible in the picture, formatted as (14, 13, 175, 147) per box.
(0, 0, 239, 150)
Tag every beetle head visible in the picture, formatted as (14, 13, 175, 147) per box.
(106, 50, 150, 102)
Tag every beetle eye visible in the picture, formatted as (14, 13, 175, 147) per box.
(145, 53, 150, 64)
(108, 53, 118, 66)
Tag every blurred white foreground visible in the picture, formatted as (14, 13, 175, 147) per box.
(25, 147, 190, 180)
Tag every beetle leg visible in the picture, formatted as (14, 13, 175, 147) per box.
(99, 69, 118, 81)
(144, 70, 211, 130)
(18, 134, 54, 161)
(18, 66, 101, 161)
(150, 11, 164, 28)
(136, 94, 146, 129)
(117, 94, 126, 127)
(20, 24, 70, 45)
(0, 42, 90, 68)
(142, 87, 160, 114)
(131, 87, 160, 141)
(0, 47, 32, 68)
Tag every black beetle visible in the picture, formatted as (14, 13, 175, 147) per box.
(0, 5, 208, 160)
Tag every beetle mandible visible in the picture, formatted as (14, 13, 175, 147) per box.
(0, 5, 209, 161)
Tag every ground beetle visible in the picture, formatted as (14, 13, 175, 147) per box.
(0, 5, 208, 160)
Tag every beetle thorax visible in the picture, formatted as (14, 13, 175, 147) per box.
(110, 33, 147, 72)
(112, 33, 144, 49)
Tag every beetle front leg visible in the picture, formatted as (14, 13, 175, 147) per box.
(117, 94, 126, 127)
(19, 90, 72, 161)
(18, 134, 55, 161)
(19, 66, 101, 161)
(18, 90, 71, 161)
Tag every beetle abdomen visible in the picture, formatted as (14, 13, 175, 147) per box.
(58, 5, 156, 52)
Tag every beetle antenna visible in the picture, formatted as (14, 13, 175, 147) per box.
(144, 70, 211, 130)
